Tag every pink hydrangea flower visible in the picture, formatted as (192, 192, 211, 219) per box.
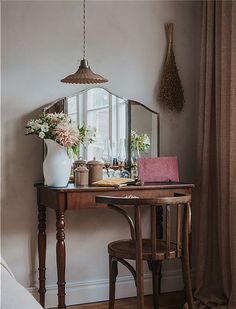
(53, 125, 80, 148)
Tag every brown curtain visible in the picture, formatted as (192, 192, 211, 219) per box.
(194, 0, 236, 308)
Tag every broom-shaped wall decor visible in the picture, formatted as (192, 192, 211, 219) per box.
(158, 23, 185, 112)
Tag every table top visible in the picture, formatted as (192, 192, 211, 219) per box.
(35, 181, 194, 192)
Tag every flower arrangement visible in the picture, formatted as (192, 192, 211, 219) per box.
(25, 112, 96, 157)
(79, 124, 96, 146)
(131, 129, 150, 153)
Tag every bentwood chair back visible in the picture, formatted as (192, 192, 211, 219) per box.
(95, 194, 194, 309)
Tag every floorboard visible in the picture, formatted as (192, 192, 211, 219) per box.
(51, 291, 185, 309)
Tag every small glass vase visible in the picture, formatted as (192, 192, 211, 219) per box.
(131, 148, 140, 179)
(102, 139, 112, 177)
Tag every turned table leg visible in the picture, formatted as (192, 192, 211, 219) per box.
(38, 204, 46, 308)
(157, 206, 163, 239)
(56, 210, 66, 309)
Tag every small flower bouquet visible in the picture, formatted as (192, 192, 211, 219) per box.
(25, 112, 97, 157)
(131, 129, 150, 153)
(79, 124, 96, 146)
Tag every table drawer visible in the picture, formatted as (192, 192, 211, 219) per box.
(66, 187, 191, 209)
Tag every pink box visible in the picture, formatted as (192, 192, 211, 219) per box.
(137, 157, 179, 183)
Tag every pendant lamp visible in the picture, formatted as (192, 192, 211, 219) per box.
(61, 0, 108, 84)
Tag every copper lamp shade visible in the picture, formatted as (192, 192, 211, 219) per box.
(61, 60, 108, 84)
(61, 0, 108, 85)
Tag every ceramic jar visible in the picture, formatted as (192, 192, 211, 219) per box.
(73, 159, 87, 180)
(87, 158, 103, 184)
(75, 166, 89, 186)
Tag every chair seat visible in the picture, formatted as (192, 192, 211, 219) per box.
(108, 239, 179, 261)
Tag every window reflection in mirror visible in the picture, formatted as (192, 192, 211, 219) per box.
(66, 88, 128, 161)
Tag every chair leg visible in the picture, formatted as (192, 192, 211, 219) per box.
(158, 262, 162, 294)
(109, 255, 118, 309)
(136, 260, 144, 309)
(181, 255, 194, 309)
(152, 261, 161, 309)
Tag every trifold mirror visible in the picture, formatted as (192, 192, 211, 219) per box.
(44, 87, 160, 172)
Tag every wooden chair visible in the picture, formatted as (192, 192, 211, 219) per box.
(95, 194, 194, 309)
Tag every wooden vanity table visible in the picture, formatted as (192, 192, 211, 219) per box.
(36, 182, 194, 309)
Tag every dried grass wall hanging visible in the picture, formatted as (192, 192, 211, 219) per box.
(158, 23, 185, 112)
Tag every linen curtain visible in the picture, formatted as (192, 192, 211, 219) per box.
(194, 1, 236, 308)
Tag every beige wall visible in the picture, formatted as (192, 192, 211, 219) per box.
(1, 0, 200, 306)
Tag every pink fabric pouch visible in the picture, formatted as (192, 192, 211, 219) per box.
(137, 156, 179, 183)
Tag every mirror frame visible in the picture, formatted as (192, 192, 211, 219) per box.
(43, 88, 160, 171)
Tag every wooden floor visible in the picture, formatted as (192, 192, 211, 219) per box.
(55, 291, 185, 309)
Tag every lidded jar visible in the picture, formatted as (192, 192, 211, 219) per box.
(87, 158, 103, 184)
(73, 158, 87, 180)
(75, 165, 89, 186)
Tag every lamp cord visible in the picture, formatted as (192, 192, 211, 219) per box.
(83, 0, 86, 59)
